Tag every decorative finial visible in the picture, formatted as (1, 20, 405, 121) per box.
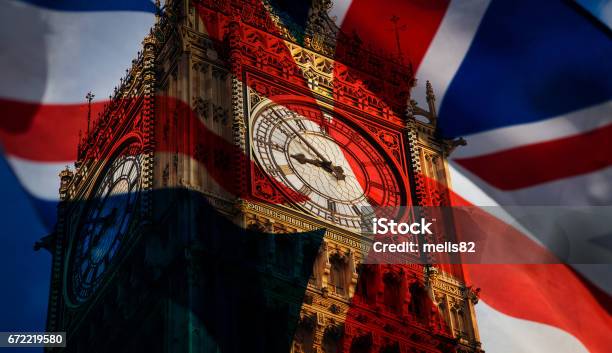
(424, 265, 439, 293)
(406, 99, 415, 119)
(426, 80, 434, 100)
(58, 165, 74, 202)
(85, 91, 95, 136)
(425, 80, 437, 122)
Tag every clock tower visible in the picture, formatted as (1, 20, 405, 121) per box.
(45, 1, 483, 352)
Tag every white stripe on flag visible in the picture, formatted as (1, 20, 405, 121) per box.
(328, 0, 353, 26)
(476, 300, 589, 353)
(451, 161, 612, 206)
(1, 0, 154, 103)
(412, 0, 491, 108)
(450, 162, 612, 306)
(7, 156, 66, 201)
(451, 101, 612, 159)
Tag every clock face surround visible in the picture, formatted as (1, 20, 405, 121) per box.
(252, 103, 403, 229)
(67, 144, 142, 304)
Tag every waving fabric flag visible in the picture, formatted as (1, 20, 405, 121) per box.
(0, 0, 611, 353)
(0, 0, 157, 337)
(407, 0, 612, 352)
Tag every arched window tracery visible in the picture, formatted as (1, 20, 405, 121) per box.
(328, 252, 348, 296)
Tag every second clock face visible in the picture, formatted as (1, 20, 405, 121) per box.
(252, 104, 402, 229)
(68, 146, 142, 304)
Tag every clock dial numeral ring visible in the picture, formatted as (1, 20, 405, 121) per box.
(252, 104, 403, 229)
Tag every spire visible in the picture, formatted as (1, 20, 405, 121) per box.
(154, 0, 161, 23)
(425, 80, 437, 122)
(85, 91, 94, 136)
(389, 16, 407, 64)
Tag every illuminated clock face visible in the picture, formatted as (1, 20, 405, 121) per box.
(68, 146, 142, 303)
(252, 104, 402, 229)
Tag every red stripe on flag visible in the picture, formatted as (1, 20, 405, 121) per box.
(341, 0, 450, 70)
(447, 183, 612, 353)
(0, 96, 309, 204)
(466, 264, 612, 353)
(0, 98, 97, 161)
(334, 0, 449, 118)
(455, 123, 612, 190)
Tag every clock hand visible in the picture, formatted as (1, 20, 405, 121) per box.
(269, 109, 347, 180)
(87, 208, 119, 256)
(270, 109, 331, 164)
(331, 165, 346, 181)
(86, 207, 118, 228)
(291, 153, 323, 167)
(291, 153, 346, 181)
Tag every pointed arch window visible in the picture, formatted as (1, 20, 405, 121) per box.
(322, 326, 342, 353)
(349, 334, 372, 353)
(383, 272, 401, 313)
(356, 265, 376, 305)
(451, 306, 466, 337)
(329, 253, 348, 296)
(408, 282, 427, 323)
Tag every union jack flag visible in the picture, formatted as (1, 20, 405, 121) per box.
(0, 1, 610, 352)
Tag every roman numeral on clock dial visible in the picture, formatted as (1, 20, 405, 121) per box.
(294, 119, 307, 131)
(269, 142, 284, 152)
(327, 200, 337, 213)
(278, 164, 294, 175)
(298, 185, 312, 196)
